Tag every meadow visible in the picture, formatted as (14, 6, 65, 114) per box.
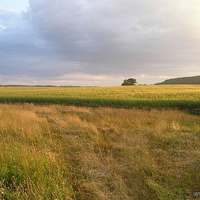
(0, 85, 199, 109)
(0, 85, 200, 199)
(0, 104, 200, 199)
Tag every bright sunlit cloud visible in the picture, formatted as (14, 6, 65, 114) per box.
(0, 6, 15, 12)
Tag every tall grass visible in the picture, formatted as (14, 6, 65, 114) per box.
(0, 104, 200, 199)
(0, 85, 199, 109)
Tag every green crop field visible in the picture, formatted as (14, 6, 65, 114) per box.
(0, 85, 199, 109)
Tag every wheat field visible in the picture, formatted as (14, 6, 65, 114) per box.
(0, 85, 199, 109)
(0, 104, 200, 199)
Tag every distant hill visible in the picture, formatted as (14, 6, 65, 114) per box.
(155, 76, 200, 85)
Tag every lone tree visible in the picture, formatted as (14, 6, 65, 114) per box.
(121, 78, 137, 86)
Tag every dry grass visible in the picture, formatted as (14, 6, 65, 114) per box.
(0, 104, 200, 199)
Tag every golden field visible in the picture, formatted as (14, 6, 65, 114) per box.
(0, 85, 199, 109)
(0, 104, 200, 199)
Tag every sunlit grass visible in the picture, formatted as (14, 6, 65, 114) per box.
(0, 104, 200, 199)
(0, 85, 199, 109)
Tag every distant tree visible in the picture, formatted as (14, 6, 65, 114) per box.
(121, 78, 137, 86)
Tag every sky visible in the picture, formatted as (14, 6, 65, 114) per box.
(0, 0, 200, 86)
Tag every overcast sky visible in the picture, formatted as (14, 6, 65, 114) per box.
(0, 0, 199, 86)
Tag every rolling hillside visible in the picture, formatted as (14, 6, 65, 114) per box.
(156, 76, 200, 85)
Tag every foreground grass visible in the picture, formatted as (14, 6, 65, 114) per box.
(0, 85, 199, 109)
(0, 104, 200, 199)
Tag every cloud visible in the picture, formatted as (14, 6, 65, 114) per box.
(0, 6, 15, 13)
(0, 24, 6, 29)
(26, 0, 200, 77)
(0, 0, 200, 85)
